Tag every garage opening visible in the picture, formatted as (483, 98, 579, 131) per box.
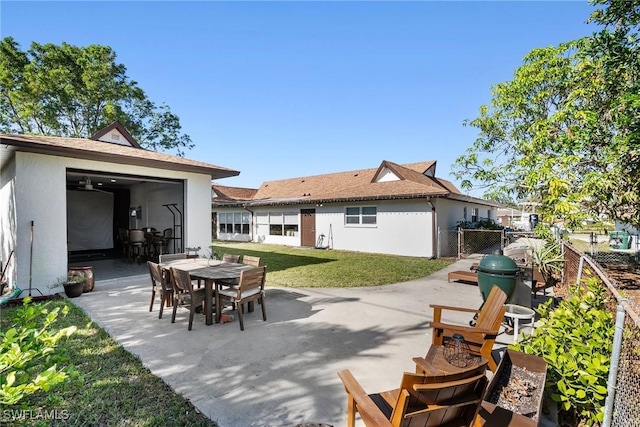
(66, 169, 184, 262)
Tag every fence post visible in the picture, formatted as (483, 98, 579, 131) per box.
(576, 256, 585, 285)
(603, 303, 627, 427)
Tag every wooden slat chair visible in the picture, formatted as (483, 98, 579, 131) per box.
(217, 266, 267, 331)
(159, 253, 187, 263)
(147, 261, 173, 319)
(241, 255, 261, 267)
(222, 253, 240, 263)
(159, 253, 204, 288)
(218, 255, 261, 285)
(337, 368, 488, 427)
(218, 255, 263, 312)
(169, 267, 207, 331)
(128, 229, 146, 264)
(427, 285, 507, 372)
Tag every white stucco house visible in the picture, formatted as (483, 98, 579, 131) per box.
(1, 121, 239, 295)
(212, 160, 501, 258)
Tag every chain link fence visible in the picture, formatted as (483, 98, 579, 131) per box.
(438, 229, 522, 258)
(563, 243, 640, 427)
(504, 231, 536, 246)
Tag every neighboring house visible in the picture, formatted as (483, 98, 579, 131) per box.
(496, 207, 523, 229)
(1, 121, 239, 294)
(212, 160, 501, 258)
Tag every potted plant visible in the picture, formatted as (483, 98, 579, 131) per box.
(55, 274, 86, 298)
(529, 240, 564, 288)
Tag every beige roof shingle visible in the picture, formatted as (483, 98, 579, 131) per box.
(211, 160, 479, 207)
(255, 160, 450, 200)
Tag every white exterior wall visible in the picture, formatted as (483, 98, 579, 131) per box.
(248, 200, 435, 257)
(183, 173, 214, 255)
(213, 198, 497, 258)
(6, 151, 212, 294)
(1, 156, 17, 289)
(317, 200, 434, 257)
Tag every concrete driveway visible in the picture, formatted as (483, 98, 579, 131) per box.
(71, 257, 512, 427)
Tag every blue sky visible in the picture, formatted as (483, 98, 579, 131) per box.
(2, 1, 597, 196)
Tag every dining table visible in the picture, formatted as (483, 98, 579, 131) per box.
(158, 258, 254, 325)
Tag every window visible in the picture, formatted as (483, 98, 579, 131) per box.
(267, 211, 299, 236)
(471, 208, 478, 223)
(345, 206, 377, 225)
(218, 211, 250, 235)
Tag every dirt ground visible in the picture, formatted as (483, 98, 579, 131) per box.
(553, 263, 640, 312)
(601, 265, 640, 313)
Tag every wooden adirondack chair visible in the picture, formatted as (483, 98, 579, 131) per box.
(427, 285, 507, 372)
(337, 368, 488, 427)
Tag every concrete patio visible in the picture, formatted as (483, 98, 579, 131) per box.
(69, 256, 531, 427)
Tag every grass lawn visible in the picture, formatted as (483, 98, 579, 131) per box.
(1, 244, 452, 425)
(210, 241, 453, 287)
(1, 298, 217, 427)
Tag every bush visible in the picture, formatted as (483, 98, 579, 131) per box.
(0, 297, 78, 405)
(510, 278, 614, 426)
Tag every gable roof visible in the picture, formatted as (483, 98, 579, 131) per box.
(212, 185, 258, 203)
(90, 120, 141, 148)
(212, 160, 498, 207)
(0, 132, 239, 180)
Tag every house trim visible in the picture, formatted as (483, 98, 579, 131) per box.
(1, 134, 239, 180)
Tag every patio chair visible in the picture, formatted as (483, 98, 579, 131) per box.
(159, 253, 187, 263)
(217, 266, 267, 331)
(218, 255, 261, 288)
(159, 253, 203, 288)
(337, 368, 488, 427)
(241, 255, 261, 267)
(147, 261, 173, 319)
(169, 267, 207, 331)
(118, 228, 130, 257)
(222, 253, 240, 263)
(426, 285, 507, 372)
(160, 227, 173, 254)
(128, 229, 146, 264)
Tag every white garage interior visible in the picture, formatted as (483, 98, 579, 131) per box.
(65, 169, 185, 261)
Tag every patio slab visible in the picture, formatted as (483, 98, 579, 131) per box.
(70, 257, 523, 427)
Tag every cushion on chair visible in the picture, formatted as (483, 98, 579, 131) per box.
(218, 287, 261, 299)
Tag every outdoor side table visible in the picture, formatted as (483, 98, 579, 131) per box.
(504, 304, 536, 342)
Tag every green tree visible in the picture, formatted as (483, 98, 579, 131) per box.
(0, 37, 193, 155)
(453, 0, 640, 230)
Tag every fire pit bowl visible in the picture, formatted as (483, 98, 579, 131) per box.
(476, 349, 547, 426)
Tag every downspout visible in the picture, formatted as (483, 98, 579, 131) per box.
(428, 200, 437, 259)
(243, 205, 254, 242)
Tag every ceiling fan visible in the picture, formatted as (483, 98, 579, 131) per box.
(77, 177, 109, 194)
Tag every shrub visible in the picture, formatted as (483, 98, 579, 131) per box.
(510, 278, 614, 426)
(0, 297, 78, 405)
